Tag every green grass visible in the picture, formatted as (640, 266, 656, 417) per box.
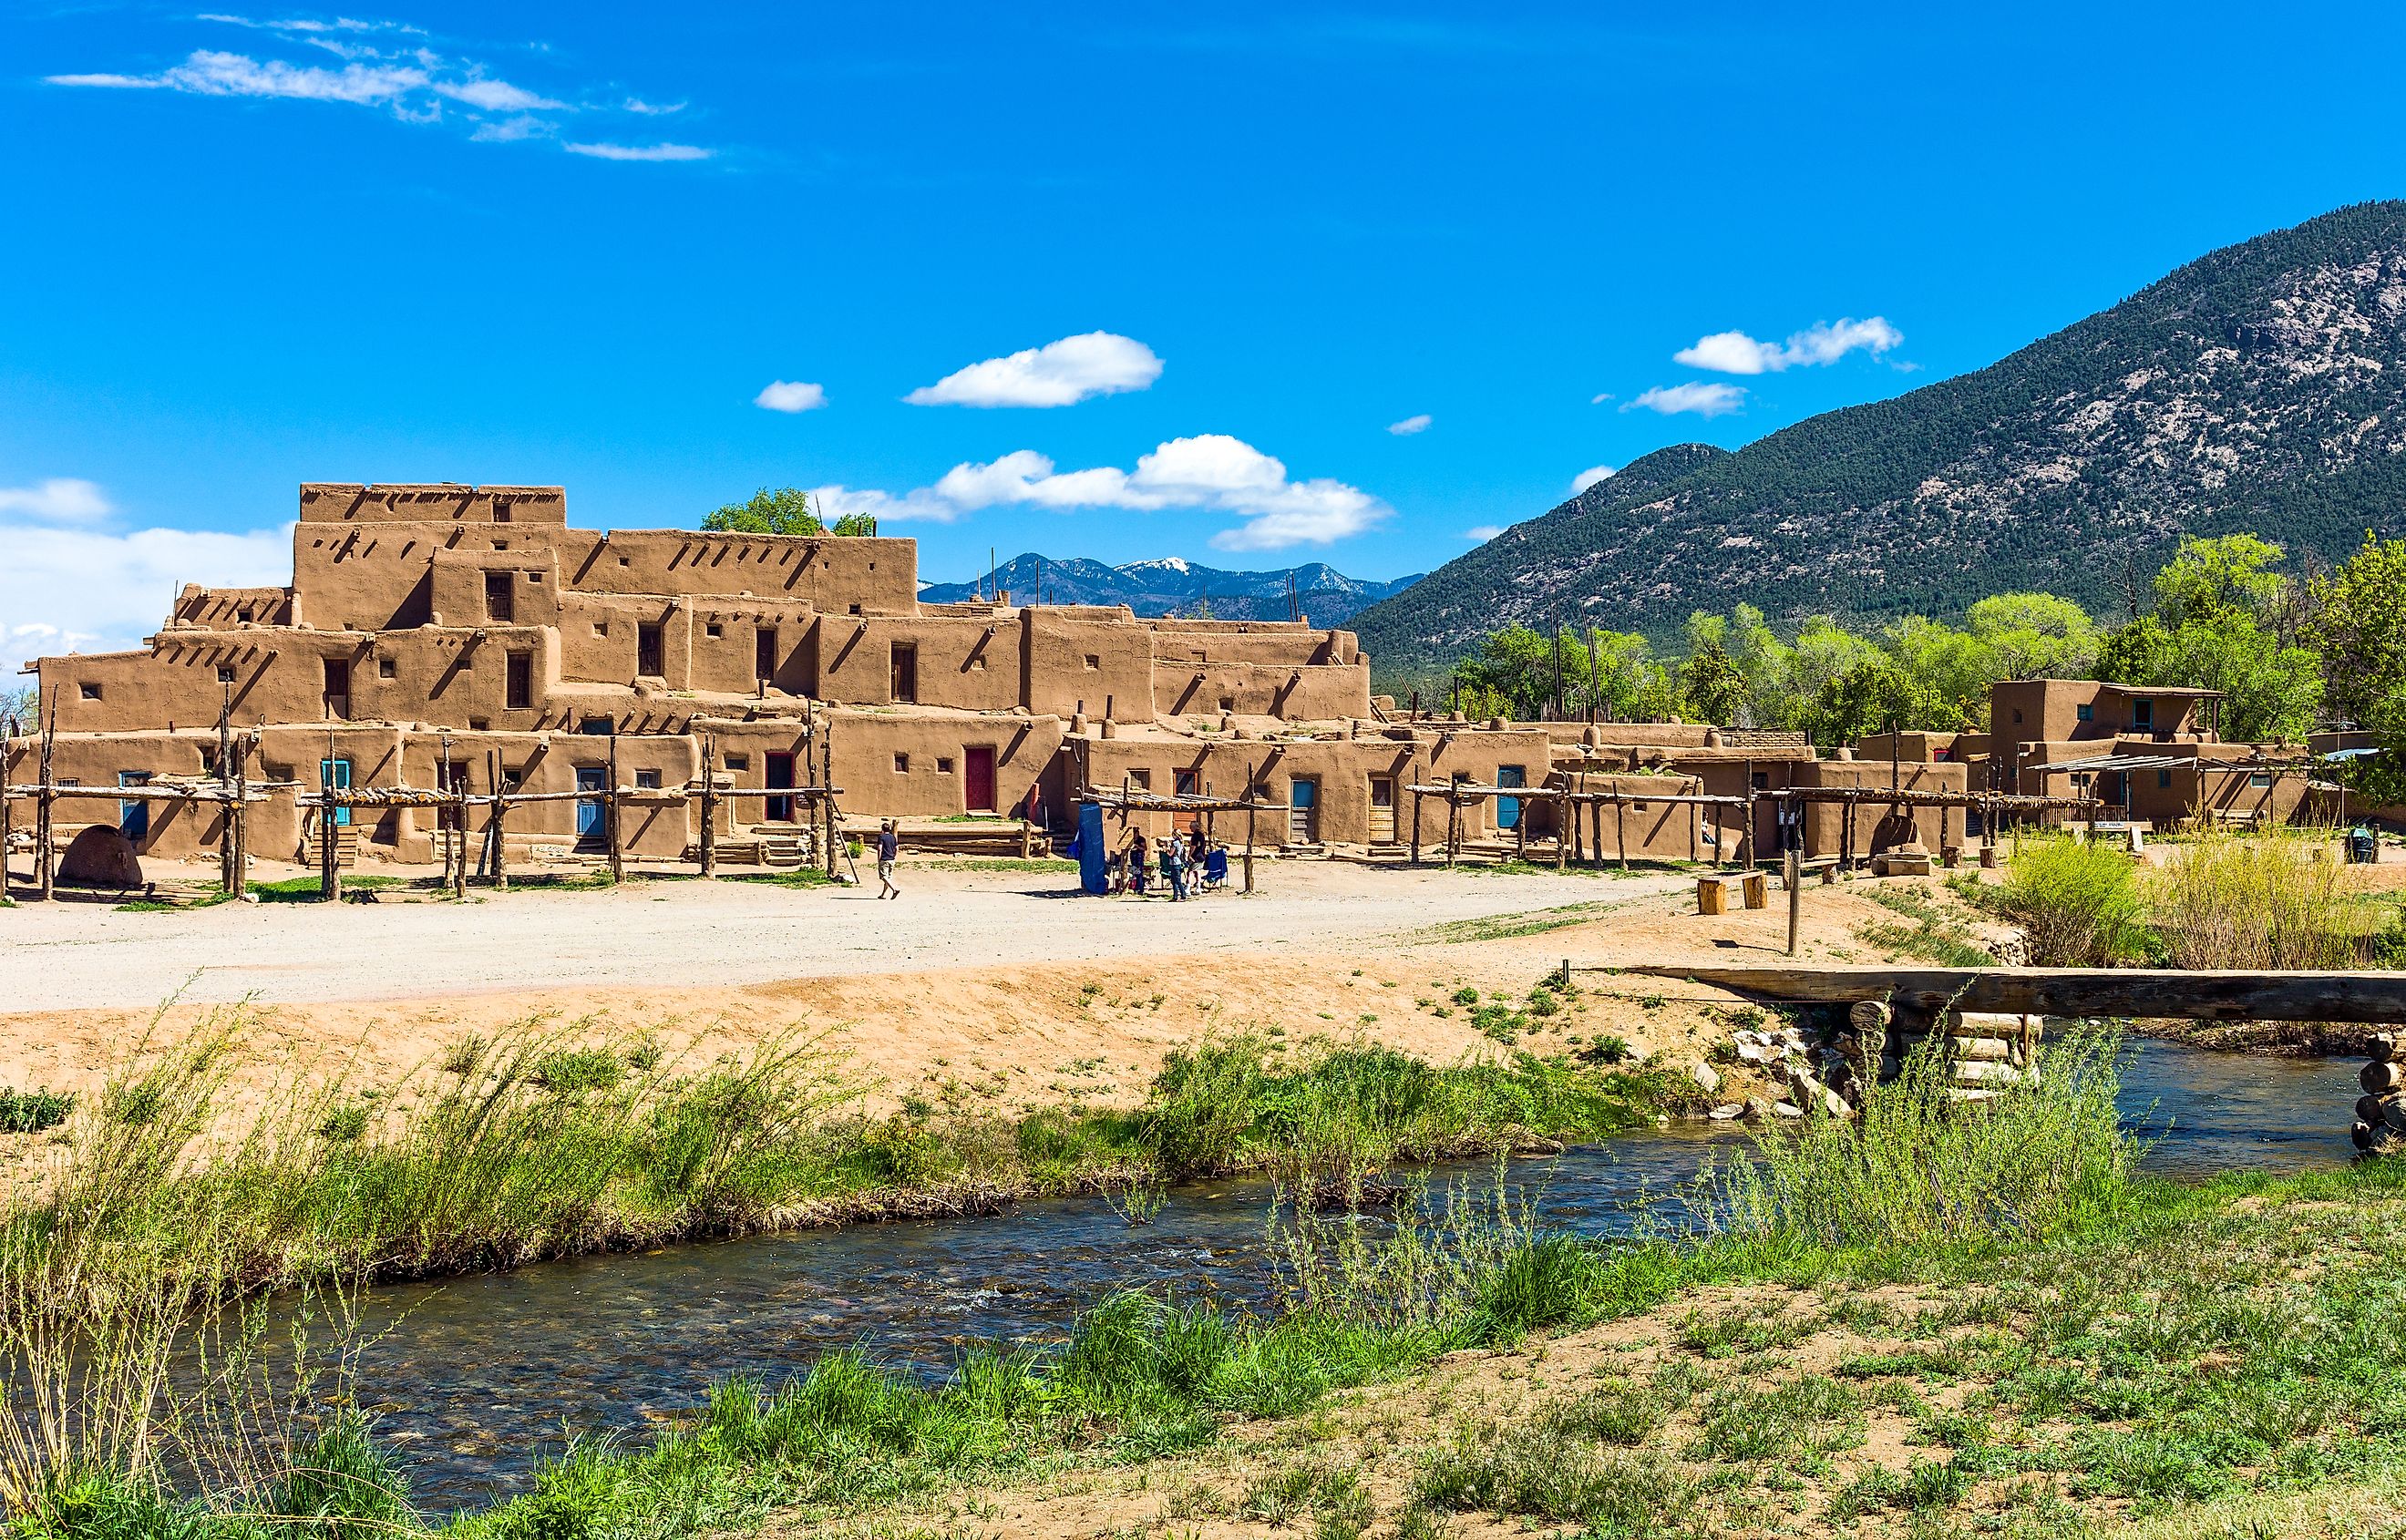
(246, 874, 406, 903)
(1415, 898, 1628, 944)
(0, 1087, 73, 1134)
(1855, 884, 1995, 968)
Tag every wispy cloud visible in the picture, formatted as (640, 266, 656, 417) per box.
(622, 98, 684, 116)
(47, 15, 715, 163)
(1570, 465, 1616, 494)
(565, 140, 711, 161)
(754, 379, 827, 413)
(1673, 317, 1902, 375)
(1464, 524, 1504, 540)
(0, 477, 113, 521)
(1387, 413, 1432, 436)
(1623, 383, 1746, 418)
(906, 332, 1162, 408)
(813, 434, 1386, 551)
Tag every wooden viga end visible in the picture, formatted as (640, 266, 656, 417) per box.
(2353, 1032, 2406, 1154)
(1835, 1001, 2046, 1108)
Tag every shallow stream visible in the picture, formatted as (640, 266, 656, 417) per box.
(307, 1040, 2357, 1508)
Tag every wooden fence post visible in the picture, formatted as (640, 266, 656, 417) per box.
(606, 730, 624, 883)
(698, 731, 716, 878)
(1, 717, 14, 900)
(36, 698, 57, 901)
(1243, 758, 1258, 893)
(1785, 841, 1802, 957)
(1616, 794, 1629, 871)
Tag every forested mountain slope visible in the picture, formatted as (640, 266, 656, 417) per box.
(1355, 200, 2406, 672)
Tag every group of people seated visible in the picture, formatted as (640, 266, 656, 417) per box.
(1106, 826, 1228, 900)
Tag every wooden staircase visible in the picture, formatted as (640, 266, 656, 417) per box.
(307, 825, 360, 869)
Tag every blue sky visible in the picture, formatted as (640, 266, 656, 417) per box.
(3, 2, 2401, 670)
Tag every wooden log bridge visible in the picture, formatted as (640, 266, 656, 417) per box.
(1615, 963, 2406, 1023)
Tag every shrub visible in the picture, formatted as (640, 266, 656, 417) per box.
(1992, 836, 2154, 965)
(0, 1087, 73, 1134)
(531, 1048, 625, 1095)
(2149, 826, 2365, 969)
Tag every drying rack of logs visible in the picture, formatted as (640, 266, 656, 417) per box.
(2356, 1034, 2406, 1154)
(1403, 780, 1751, 870)
(1837, 1000, 2046, 1111)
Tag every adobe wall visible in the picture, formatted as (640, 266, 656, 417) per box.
(299, 483, 567, 526)
(817, 615, 1026, 713)
(549, 530, 920, 612)
(172, 585, 293, 629)
(1794, 759, 1969, 856)
(828, 711, 1064, 820)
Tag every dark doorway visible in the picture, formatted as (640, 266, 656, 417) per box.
(755, 626, 777, 684)
(506, 652, 532, 710)
(485, 571, 514, 622)
(575, 765, 605, 843)
(965, 745, 998, 813)
(637, 623, 663, 678)
(118, 771, 151, 843)
(890, 643, 918, 703)
(766, 751, 796, 822)
(322, 657, 351, 720)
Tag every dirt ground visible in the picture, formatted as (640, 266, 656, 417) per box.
(0, 855, 1962, 1110)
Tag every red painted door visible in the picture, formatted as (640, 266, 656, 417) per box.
(964, 745, 997, 812)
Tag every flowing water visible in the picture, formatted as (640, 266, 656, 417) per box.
(289, 1039, 2358, 1508)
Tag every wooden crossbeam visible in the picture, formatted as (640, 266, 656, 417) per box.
(1613, 963, 2406, 1023)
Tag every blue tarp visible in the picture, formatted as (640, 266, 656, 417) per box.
(1077, 802, 1110, 895)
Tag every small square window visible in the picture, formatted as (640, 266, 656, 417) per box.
(705, 622, 723, 638)
(635, 769, 661, 789)
(493, 540, 509, 551)
(618, 556, 631, 567)
(527, 571, 543, 582)
(724, 753, 750, 771)
(468, 717, 489, 731)
(894, 753, 910, 773)
(848, 603, 862, 616)
(936, 756, 954, 774)
(216, 665, 238, 683)
(580, 716, 612, 735)
(1084, 654, 1101, 670)
(79, 682, 101, 701)
(2248, 771, 2274, 789)
(235, 608, 253, 624)
(593, 622, 609, 636)
(377, 658, 396, 679)
(493, 507, 512, 524)
(2075, 703, 2094, 722)
(1129, 769, 1152, 790)
(2157, 768, 2173, 788)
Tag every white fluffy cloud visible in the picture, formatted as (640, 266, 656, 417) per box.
(1387, 414, 1432, 436)
(812, 434, 1385, 550)
(48, 17, 714, 162)
(1464, 525, 1505, 540)
(1673, 317, 1902, 375)
(1624, 383, 1747, 417)
(753, 380, 828, 413)
(1570, 465, 1616, 495)
(0, 484, 290, 675)
(0, 478, 113, 521)
(906, 333, 1163, 408)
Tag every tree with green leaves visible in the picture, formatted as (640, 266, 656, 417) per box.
(2306, 531, 2406, 805)
(1680, 640, 1746, 726)
(704, 488, 824, 536)
(2095, 534, 2321, 742)
(1808, 654, 1958, 745)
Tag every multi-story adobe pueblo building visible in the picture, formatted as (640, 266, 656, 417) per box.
(3, 482, 2317, 880)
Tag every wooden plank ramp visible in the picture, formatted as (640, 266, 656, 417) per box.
(1613, 964, 2406, 1023)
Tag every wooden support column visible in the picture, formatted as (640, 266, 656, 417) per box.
(1616, 793, 1629, 871)
(217, 686, 236, 896)
(1740, 757, 1755, 869)
(606, 731, 624, 884)
(1516, 799, 1528, 864)
(490, 754, 509, 892)
(452, 780, 469, 900)
(1785, 842, 1802, 957)
(231, 739, 249, 898)
(1554, 790, 1566, 870)
(822, 719, 841, 879)
(36, 699, 57, 901)
(697, 731, 716, 878)
(1, 717, 15, 899)
(1243, 757, 1258, 893)
(1409, 787, 1423, 866)
(1445, 785, 1460, 868)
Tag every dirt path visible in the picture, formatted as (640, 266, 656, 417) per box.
(0, 860, 1688, 1012)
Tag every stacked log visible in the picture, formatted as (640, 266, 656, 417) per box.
(1833, 1001, 2044, 1106)
(2352, 1032, 2406, 1155)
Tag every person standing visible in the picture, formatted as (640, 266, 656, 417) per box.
(1164, 835, 1188, 901)
(876, 820, 901, 899)
(1129, 830, 1149, 896)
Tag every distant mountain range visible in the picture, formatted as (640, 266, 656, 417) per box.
(920, 554, 1423, 628)
(1352, 200, 2406, 676)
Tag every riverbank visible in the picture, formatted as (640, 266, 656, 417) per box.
(26, 1027, 2406, 1539)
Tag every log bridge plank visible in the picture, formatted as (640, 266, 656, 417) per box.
(1617, 964, 2406, 1023)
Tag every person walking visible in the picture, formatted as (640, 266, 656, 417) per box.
(1164, 834, 1188, 901)
(876, 820, 901, 898)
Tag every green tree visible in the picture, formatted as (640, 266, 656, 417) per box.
(2307, 531, 2406, 804)
(1680, 640, 1746, 726)
(1965, 591, 2098, 681)
(703, 488, 825, 536)
(2096, 534, 2321, 742)
(1807, 654, 1956, 746)
(829, 511, 879, 537)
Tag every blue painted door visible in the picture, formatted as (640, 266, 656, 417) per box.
(1496, 765, 1526, 829)
(118, 772, 150, 842)
(577, 765, 606, 838)
(318, 758, 351, 826)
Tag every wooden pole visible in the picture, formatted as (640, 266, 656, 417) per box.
(1243, 758, 1258, 893)
(698, 731, 716, 878)
(1740, 758, 1755, 869)
(217, 683, 236, 896)
(231, 735, 248, 898)
(606, 730, 623, 883)
(1445, 785, 1460, 868)
(453, 776, 469, 899)
(1516, 798, 1528, 864)
(489, 750, 509, 891)
(1784, 841, 1802, 956)
(1, 715, 15, 900)
(439, 735, 457, 891)
(1554, 788, 1566, 870)
(36, 694, 57, 901)
(822, 716, 840, 879)
(1409, 786, 1423, 865)
(1616, 792, 1629, 871)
